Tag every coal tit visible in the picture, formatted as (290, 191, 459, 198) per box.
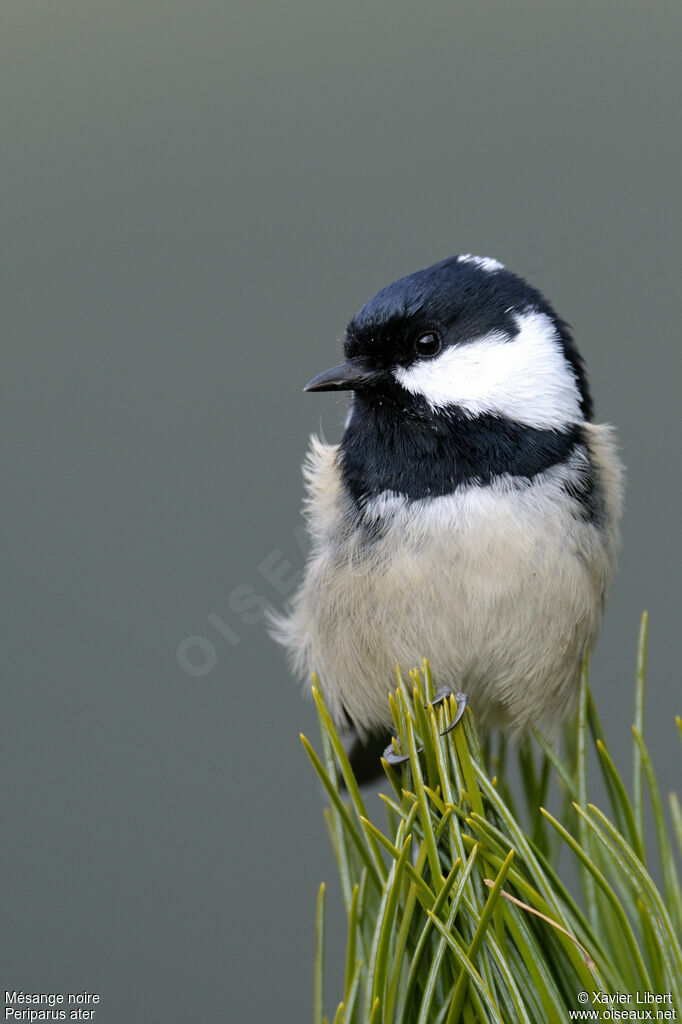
(271, 254, 623, 748)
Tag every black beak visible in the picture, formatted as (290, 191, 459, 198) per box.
(303, 361, 377, 393)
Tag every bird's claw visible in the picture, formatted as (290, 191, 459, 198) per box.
(382, 741, 424, 766)
(425, 686, 455, 709)
(439, 692, 468, 735)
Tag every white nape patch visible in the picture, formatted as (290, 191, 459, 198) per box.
(394, 310, 582, 429)
(457, 253, 504, 272)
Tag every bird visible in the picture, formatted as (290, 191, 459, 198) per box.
(270, 253, 623, 770)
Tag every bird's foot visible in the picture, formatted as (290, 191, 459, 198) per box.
(424, 688, 468, 735)
(383, 691, 468, 766)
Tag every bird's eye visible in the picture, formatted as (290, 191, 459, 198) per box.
(414, 332, 442, 358)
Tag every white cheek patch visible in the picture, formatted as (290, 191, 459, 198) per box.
(394, 311, 582, 429)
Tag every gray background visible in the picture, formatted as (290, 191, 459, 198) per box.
(2, 1, 680, 1020)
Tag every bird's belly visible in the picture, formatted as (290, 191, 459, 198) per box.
(297, 496, 607, 734)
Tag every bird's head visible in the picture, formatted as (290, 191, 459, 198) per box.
(304, 254, 592, 429)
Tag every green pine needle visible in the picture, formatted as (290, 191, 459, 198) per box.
(303, 614, 681, 1022)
